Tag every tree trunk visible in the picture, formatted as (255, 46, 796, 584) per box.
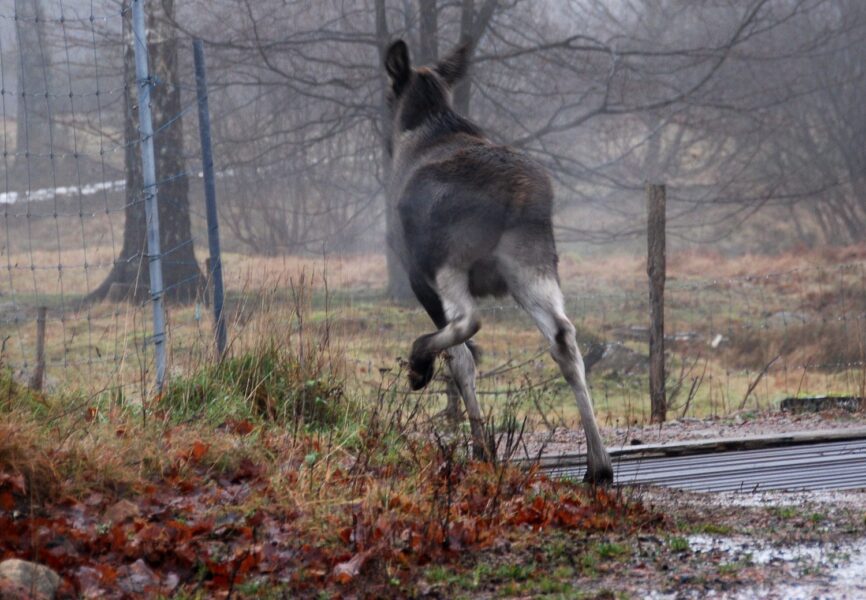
(453, 0, 475, 115)
(418, 0, 439, 64)
(453, 0, 497, 115)
(381, 0, 498, 302)
(90, 1, 202, 304)
(378, 0, 414, 302)
(382, 0, 442, 303)
(14, 0, 54, 188)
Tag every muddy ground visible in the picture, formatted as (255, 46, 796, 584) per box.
(637, 487, 866, 599)
(442, 411, 866, 599)
(416, 485, 865, 599)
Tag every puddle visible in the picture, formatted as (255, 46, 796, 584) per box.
(644, 536, 866, 598)
(709, 490, 866, 508)
(681, 535, 866, 599)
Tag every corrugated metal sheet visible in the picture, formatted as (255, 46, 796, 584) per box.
(543, 435, 866, 492)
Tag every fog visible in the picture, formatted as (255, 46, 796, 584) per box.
(1, 0, 865, 298)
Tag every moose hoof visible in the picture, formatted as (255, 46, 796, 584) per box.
(408, 355, 435, 390)
(583, 463, 614, 486)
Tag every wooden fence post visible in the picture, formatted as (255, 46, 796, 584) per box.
(647, 184, 667, 423)
(28, 306, 47, 391)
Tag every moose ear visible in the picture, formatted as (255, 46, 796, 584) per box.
(435, 39, 472, 86)
(385, 40, 411, 91)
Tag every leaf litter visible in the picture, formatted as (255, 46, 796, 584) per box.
(0, 425, 661, 599)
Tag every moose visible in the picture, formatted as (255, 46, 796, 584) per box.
(384, 39, 614, 484)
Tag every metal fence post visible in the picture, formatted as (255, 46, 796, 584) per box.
(193, 39, 227, 359)
(647, 183, 667, 423)
(132, 0, 167, 390)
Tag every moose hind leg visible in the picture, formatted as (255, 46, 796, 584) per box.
(408, 267, 480, 390)
(407, 275, 447, 390)
(512, 276, 613, 483)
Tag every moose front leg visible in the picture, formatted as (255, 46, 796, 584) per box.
(445, 343, 489, 460)
(408, 333, 438, 390)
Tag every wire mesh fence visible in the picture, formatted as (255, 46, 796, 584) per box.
(337, 255, 866, 429)
(1, 0, 865, 429)
(0, 0, 209, 395)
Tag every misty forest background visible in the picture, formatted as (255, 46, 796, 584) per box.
(5, 0, 865, 281)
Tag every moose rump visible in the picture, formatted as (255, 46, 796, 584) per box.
(385, 39, 613, 483)
(401, 143, 558, 298)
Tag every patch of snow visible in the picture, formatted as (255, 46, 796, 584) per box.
(0, 179, 126, 204)
(705, 489, 866, 508)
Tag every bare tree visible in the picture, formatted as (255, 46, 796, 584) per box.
(90, 0, 201, 302)
(156, 0, 866, 284)
(14, 0, 54, 186)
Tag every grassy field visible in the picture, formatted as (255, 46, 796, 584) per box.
(4, 241, 866, 432)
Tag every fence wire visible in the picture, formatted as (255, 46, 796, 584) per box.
(0, 0, 209, 395)
(1, 1, 864, 427)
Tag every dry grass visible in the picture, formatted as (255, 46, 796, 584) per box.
(220, 252, 387, 293)
(0, 339, 659, 597)
(3, 241, 866, 427)
(0, 369, 267, 503)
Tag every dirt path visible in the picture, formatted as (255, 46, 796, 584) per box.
(522, 409, 866, 458)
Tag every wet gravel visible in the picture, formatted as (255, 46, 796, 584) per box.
(523, 412, 866, 598)
(630, 479, 866, 598)
(521, 409, 866, 458)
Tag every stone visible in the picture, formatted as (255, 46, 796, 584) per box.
(0, 559, 61, 599)
(104, 498, 140, 524)
(592, 342, 649, 376)
(780, 395, 865, 414)
(0, 578, 33, 600)
(118, 559, 159, 595)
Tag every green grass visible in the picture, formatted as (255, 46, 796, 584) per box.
(595, 541, 630, 560)
(494, 562, 536, 581)
(772, 507, 799, 520)
(160, 342, 346, 427)
(0, 367, 50, 416)
(667, 536, 690, 553)
(688, 522, 734, 536)
(420, 534, 640, 598)
(718, 560, 749, 576)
